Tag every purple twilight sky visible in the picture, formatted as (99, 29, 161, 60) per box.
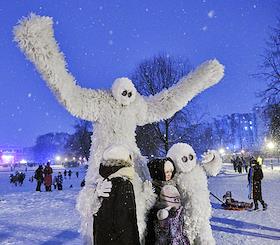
(0, 0, 279, 147)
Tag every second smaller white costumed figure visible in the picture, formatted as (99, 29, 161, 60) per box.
(82, 145, 156, 245)
(167, 143, 222, 245)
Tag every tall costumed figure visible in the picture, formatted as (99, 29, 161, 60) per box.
(14, 14, 224, 244)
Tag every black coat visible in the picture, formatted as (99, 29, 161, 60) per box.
(94, 163, 140, 245)
(34, 167, 44, 181)
(248, 165, 264, 200)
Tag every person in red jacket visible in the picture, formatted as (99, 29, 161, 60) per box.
(44, 162, 53, 192)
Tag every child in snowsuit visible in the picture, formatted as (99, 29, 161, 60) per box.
(146, 158, 189, 245)
(93, 145, 140, 245)
(155, 185, 190, 245)
(222, 191, 253, 210)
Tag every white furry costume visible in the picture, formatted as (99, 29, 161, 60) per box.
(14, 14, 224, 244)
(167, 143, 222, 245)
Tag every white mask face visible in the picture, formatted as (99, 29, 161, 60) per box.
(112, 77, 137, 106)
(167, 143, 197, 173)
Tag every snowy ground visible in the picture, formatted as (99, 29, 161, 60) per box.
(0, 164, 279, 244)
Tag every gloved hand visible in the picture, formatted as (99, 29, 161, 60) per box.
(96, 179, 112, 198)
(157, 208, 169, 220)
(201, 150, 215, 164)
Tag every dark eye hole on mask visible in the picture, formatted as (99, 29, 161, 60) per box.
(128, 92, 132, 97)
(189, 154, 194, 161)
(122, 90, 128, 96)
(182, 156, 188, 163)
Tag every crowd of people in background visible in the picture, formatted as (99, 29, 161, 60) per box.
(9, 171, 25, 186)
(9, 161, 81, 192)
(33, 163, 80, 192)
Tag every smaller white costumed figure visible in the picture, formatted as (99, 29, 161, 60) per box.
(167, 143, 222, 245)
(77, 144, 157, 245)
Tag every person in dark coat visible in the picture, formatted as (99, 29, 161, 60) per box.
(56, 172, 63, 190)
(68, 169, 72, 179)
(248, 160, 267, 210)
(93, 145, 140, 245)
(34, 165, 44, 192)
(64, 169, 67, 179)
(44, 162, 53, 192)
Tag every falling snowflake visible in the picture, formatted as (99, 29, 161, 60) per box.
(18, 128, 22, 132)
(55, 21, 59, 25)
(108, 40, 113, 45)
(208, 10, 215, 18)
(145, 8, 149, 12)
(99, 6, 103, 10)
(79, 7, 82, 11)
(253, 4, 257, 9)
(202, 26, 208, 31)
(109, 30, 113, 35)
(27, 93, 32, 98)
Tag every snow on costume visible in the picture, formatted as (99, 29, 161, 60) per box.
(167, 143, 222, 245)
(14, 14, 224, 244)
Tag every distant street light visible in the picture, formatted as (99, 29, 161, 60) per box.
(218, 148, 225, 155)
(55, 156, 61, 161)
(266, 141, 275, 150)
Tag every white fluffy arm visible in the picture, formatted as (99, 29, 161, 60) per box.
(14, 14, 106, 121)
(137, 60, 224, 125)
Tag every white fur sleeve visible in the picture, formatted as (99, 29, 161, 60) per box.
(14, 14, 106, 121)
(137, 60, 224, 125)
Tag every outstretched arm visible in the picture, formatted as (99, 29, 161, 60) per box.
(14, 14, 106, 121)
(137, 60, 224, 125)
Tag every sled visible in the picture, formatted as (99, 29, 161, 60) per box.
(221, 204, 251, 211)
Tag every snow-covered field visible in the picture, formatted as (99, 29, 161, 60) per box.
(0, 164, 279, 245)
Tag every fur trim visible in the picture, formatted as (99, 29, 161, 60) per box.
(108, 166, 135, 181)
(102, 159, 132, 167)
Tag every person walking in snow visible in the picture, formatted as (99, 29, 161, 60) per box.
(44, 162, 53, 192)
(68, 169, 72, 179)
(64, 169, 67, 179)
(76, 171, 79, 178)
(57, 172, 63, 190)
(248, 160, 267, 210)
(34, 165, 44, 192)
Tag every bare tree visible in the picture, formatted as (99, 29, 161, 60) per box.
(66, 120, 92, 161)
(131, 54, 205, 156)
(259, 19, 280, 104)
(258, 18, 280, 143)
